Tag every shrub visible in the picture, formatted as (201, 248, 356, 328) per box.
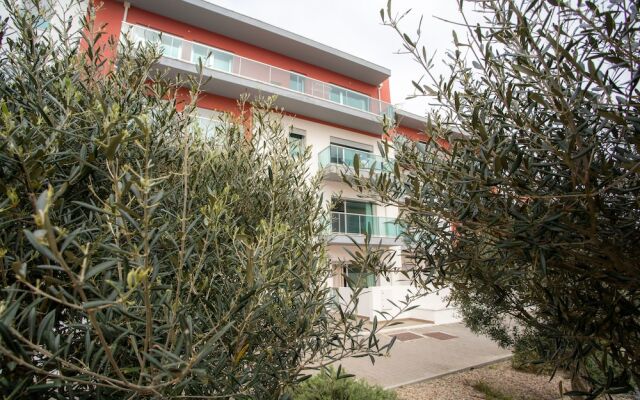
(290, 368, 397, 400)
(347, 0, 640, 396)
(0, 1, 384, 398)
(471, 381, 515, 400)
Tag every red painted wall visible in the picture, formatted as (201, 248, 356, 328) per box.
(379, 78, 391, 104)
(91, 0, 126, 65)
(394, 125, 450, 150)
(394, 125, 425, 141)
(172, 88, 239, 113)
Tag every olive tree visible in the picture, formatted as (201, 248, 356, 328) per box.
(0, 1, 386, 398)
(347, 0, 640, 397)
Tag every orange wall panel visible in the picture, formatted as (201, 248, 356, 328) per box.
(394, 125, 426, 141)
(91, 0, 126, 64)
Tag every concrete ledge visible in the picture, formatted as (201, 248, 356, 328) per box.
(384, 354, 514, 390)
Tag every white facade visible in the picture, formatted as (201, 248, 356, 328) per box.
(279, 114, 459, 324)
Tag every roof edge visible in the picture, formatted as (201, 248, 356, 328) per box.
(120, 0, 391, 85)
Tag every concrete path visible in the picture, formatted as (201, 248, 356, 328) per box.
(338, 322, 512, 389)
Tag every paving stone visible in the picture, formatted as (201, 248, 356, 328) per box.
(338, 322, 513, 388)
(389, 332, 423, 341)
(421, 331, 458, 340)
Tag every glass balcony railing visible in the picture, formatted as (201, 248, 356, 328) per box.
(318, 144, 393, 172)
(121, 23, 395, 118)
(330, 212, 402, 238)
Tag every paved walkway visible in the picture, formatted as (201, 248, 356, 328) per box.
(339, 322, 513, 389)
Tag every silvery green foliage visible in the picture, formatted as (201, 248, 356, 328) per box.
(347, 0, 639, 397)
(0, 1, 385, 398)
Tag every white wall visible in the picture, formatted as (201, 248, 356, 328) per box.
(354, 286, 460, 325)
(280, 114, 397, 222)
(280, 114, 387, 176)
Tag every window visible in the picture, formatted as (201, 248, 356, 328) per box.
(329, 141, 374, 169)
(343, 264, 376, 288)
(191, 44, 214, 68)
(329, 86, 370, 112)
(289, 128, 306, 157)
(160, 34, 182, 59)
(192, 108, 226, 140)
(194, 116, 221, 139)
(130, 25, 159, 46)
(346, 91, 370, 111)
(129, 26, 182, 59)
(34, 14, 50, 30)
(331, 199, 375, 235)
(16, 1, 52, 30)
(332, 199, 373, 215)
(213, 50, 233, 72)
(329, 86, 346, 105)
(191, 44, 234, 73)
(289, 73, 305, 92)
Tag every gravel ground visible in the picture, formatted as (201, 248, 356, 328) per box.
(395, 360, 570, 400)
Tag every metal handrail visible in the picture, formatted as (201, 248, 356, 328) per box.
(120, 22, 395, 118)
(329, 211, 401, 238)
(318, 144, 393, 172)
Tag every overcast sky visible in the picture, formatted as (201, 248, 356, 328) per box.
(204, 0, 471, 116)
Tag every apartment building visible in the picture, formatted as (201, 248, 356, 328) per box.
(62, 0, 459, 324)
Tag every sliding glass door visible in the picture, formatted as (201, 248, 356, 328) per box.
(329, 87, 370, 112)
(331, 199, 375, 235)
(191, 43, 234, 72)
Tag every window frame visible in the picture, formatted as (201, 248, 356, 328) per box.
(288, 127, 306, 157)
(289, 72, 306, 92)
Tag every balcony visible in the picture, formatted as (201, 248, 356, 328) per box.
(318, 144, 393, 181)
(328, 211, 403, 247)
(121, 23, 395, 134)
(330, 212, 401, 238)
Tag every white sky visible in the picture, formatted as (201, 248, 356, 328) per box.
(204, 0, 470, 116)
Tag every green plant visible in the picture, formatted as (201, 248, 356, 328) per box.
(0, 1, 386, 398)
(346, 0, 640, 397)
(289, 368, 397, 400)
(511, 337, 555, 376)
(472, 381, 516, 400)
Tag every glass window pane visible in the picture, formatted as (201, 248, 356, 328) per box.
(213, 50, 233, 72)
(365, 273, 376, 287)
(143, 28, 160, 44)
(289, 132, 304, 157)
(35, 15, 50, 30)
(130, 26, 145, 44)
(289, 74, 305, 92)
(345, 213, 362, 234)
(331, 212, 344, 233)
(346, 91, 369, 111)
(330, 145, 343, 164)
(342, 147, 356, 167)
(329, 87, 345, 104)
(331, 199, 344, 213)
(347, 268, 376, 288)
(192, 44, 214, 68)
(345, 201, 371, 215)
(194, 116, 219, 139)
(193, 109, 228, 140)
(160, 35, 181, 58)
